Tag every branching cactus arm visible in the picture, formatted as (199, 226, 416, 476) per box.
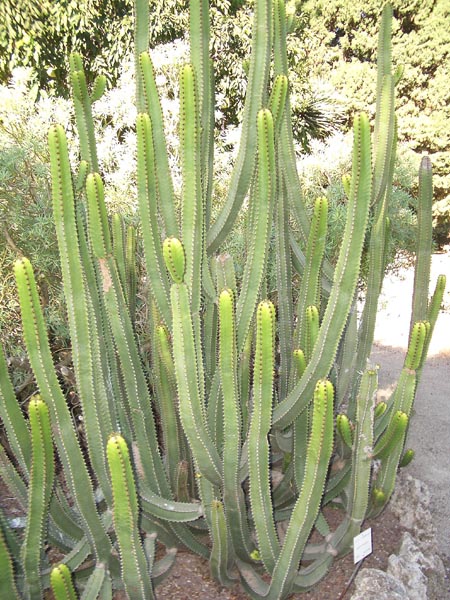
(273, 112, 372, 429)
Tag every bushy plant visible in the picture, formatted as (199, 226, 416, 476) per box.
(298, 0, 450, 239)
(0, 70, 73, 356)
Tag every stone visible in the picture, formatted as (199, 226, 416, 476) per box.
(349, 568, 408, 600)
(390, 472, 436, 549)
(388, 533, 428, 600)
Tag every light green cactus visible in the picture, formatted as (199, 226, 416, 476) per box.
(0, 1, 446, 599)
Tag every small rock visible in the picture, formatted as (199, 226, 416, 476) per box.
(350, 568, 408, 600)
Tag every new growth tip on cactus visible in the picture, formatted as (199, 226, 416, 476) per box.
(0, 0, 446, 598)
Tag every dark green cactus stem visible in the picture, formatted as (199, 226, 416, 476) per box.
(14, 258, 113, 562)
(107, 434, 154, 599)
(49, 124, 112, 505)
(139, 51, 178, 237)
(248, 300, 279, 573)
(50, 564, 77, 600)
(236, 108, 276, 352)
(69, 53, 99, 172)
(207, 0, 272, 253)
(170, 281, 222, 486)
(410, 156, 433, 335)
(273, 112, 372, 430)
(219, 289, 254, 560)
(0, 525, 19, 599)
(22, 396, 55, 600)
(399, 449, 415, 468)
(136, 113, 171, 325)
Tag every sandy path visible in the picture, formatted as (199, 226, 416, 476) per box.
(368, 249, 450, 561)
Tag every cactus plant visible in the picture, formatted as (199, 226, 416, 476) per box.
(0, 1, 446, 599)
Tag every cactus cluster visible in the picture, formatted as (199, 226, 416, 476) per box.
(0, 1, 446, 598)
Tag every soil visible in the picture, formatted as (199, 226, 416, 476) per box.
(2, 249, 449, 599)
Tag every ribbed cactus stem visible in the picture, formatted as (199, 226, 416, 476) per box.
(206, 0, 272, 253)
(336, 414, 353, 449)
(86, 172, 112, 258)
(69, 53, 99, 172)
(50, 564, 77, 600)
(0, 525, 19, 599)
(22, 396, 55, 600)
(136, 113, 171, 325)
(219, 289, 254, 560)
(236, 108, 276, 352)
(107, 434, 154, 599)
(372, 411, 408, 460)
(274, 112, 372, 429)
(171, 281, 222, 486)
(248, 300, 279, 573)
(163, 237, 186, 284)
(410, 156, 433, 334)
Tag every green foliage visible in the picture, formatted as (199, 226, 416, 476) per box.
(0, 2, 446, 599)
(299, 0, 450, 238)
(0, 72, 72, 355)
(0, 0, 188, 96)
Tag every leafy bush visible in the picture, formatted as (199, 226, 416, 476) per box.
(0, 70, 73, 355)
(298, 0, 450, 240)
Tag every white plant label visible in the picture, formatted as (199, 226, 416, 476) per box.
(353, 528, 372, 563)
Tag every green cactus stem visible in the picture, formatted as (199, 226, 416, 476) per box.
(22, 396, 55, 600)
(336, 414, 353, 449)
(14, 257, 113, 562)
(236, 108, 276, 352)
(107, 434, 154, 599)
(399, 449, 415, 468)
(219, 289, 254, 560)
(274, 111, 372, 430)
(248, 300, 279, 573)
(50, 564, 78, 600)
(170, 281, 222, 487)
(0, 517, 20, 599)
